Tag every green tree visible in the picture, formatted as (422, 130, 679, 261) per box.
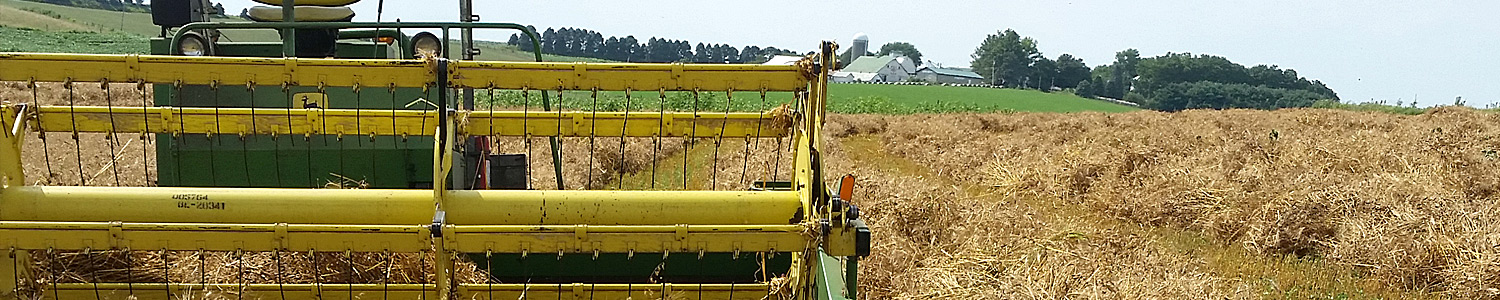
(970, 29, 1040, 87)
(1029, 56, 1057, 90)
(876, 42, 923, 66)
(1103, 49, 1141, 99)
(1054, 54, 1091, 89)
(1144, 81, 1325, 111)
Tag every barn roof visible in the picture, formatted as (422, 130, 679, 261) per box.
(917, 66, 984, 79)
(841, 55, 897, 73)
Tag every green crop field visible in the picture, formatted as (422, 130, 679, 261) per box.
(474, 84, 1138, 114)
(0, 26, 146, 53)
(827, 84, 1139, 113)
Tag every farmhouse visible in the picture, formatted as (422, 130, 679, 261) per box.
(836, 55, 914, 83)
(914, 66, 985, 84)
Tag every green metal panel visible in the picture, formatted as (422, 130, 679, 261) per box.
(468, 252, 793, 284)
(150, 41, 439, 188)
(815, 251, 854, 300)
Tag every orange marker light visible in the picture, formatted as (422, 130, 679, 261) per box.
(839, 174, 855, 201)
(376, 37, 396, 44)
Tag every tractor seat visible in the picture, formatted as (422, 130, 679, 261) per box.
(252, 0, 360, 6)
(246, 6, 355, 22)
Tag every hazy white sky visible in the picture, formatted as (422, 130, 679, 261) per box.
(221, 0, 1500, 107)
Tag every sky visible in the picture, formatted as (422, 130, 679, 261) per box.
(219, 0, 1500, 107)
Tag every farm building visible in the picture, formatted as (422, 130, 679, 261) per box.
(836, 55, 915, 83)
(914, 66, 985, 84)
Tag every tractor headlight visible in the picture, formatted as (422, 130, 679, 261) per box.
(411, 32, 441, 59)
(176, 33, 210, 56)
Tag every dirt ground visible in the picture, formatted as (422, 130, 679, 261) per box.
(7, 82, 1499, 299)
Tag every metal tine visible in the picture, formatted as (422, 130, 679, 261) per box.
(26, 81, 53, 185)
(173, 82, 187, 187)
(685, 89, 700, 190)
(208, 82, 220, 187)
(618, 87, 632, 189)
(523, 87, 534, 189)
(66, 80, 86, 186)
(198, 249, 206, 295)
(345, 250, 353, 300)
(653, 88, 666, 189)
(485, 250, 493, 300)
(351, 84, 365, 187)
(554, 88, 566, 190)
(587, 87, 597, 189)
(420, 250, 430, 299)
(382, 250, 391, 300)
(311, 249, 321, 298)
(47, 248, 57, 300)
(236, 249, 245, 300)
(138, 81, 152, 186)
(87, 247, 100, 300)
(101, 80, 121, 186)
(247, 81, 260, 187)
(281, 84, 298, 187)
(710, 89, 734, 190)
(319, 84, 343, 188)
(161, 248, 171, 300)
(479, 85, 497, 190)
(275, 249, 285, 300)
(124, 247, 135, 297)
(305, 86, 318, 187)
(389, 85, 404, 188)
(744, 89, 768, 187)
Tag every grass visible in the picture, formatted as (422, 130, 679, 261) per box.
(0, 26, 147, 53)
(0, 4, 90, 31)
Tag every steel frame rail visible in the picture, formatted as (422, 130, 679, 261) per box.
(0, 53, 812, 92)
(20, 106, 788, 138)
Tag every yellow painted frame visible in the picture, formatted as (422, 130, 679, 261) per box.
(0, 44, 836, 300)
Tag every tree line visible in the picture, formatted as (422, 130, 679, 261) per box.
(970, 29, 1339, 111)
(507, 27, 803, 63)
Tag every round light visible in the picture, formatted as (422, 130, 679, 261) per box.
(177, 33, 209, 56)
(411, 32, 441, 59)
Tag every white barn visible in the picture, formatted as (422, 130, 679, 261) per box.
(839, 55, 914, 82)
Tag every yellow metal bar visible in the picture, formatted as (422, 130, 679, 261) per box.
(0, 53, 810, 92)
(442, 190, 802, 225)
(25, 106, 789, 137)
(0, 186, 801, 225)
(43, 283, 775, 300)
(0, 104, 23, 187)
(0, 221, 806, 253)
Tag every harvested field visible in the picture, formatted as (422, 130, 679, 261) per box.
(828, 108, 1500, 299)
(7, 81, 1499, 299)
